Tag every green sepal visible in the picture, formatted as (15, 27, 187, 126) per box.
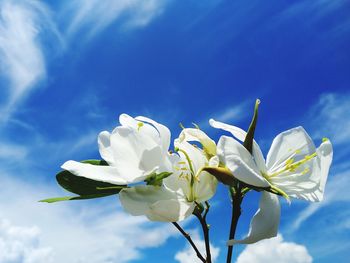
(202, 167, 237, 187)
(243, 99, 260, 154)
(145, 172, 172, 186)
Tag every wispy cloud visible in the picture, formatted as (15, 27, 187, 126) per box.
(291, 93, 350, 231)
(64, 0, 170, 40)
(292, 170, 350, 231)
(0, 0, 61, 119)
(198, 100, 249, 128)
(308, 93, 350, 146)
(0, 142, 27, 160)
(236, 234, 312, 263)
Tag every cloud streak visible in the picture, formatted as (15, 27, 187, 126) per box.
(0, 0, 60, 119)
(292, 93, 350, 230)
(64, 0, 170, 40)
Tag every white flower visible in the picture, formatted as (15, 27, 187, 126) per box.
(228, 192, 280, 245)
(61, 114, 173, 185)
(119, 128, 218, 222)
(210, 119, 333, 244)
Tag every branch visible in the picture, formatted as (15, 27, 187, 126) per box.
(194, 208, 212, 263)
(172, 222, 206, 263)
(226, 187, 243, 263)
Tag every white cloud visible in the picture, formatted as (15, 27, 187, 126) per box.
(236, 235, 312, 263)
(0, 219, 53, 263)
(308, 93, 350, 146)
(175, 230, 220, 263)
(0, 142, 27, 160)
(64, 0, 170, 40)
(0, 174, 179, 263)
(291, 93, 350, 230)
(292, 170, 350, 231)
(0, 0, 60, 118)
(198, 100, 249, 128)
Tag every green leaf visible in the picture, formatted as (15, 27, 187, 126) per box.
(243, 99, 260, 154)
(56, 159, 126, 196)
(145, 172, 172, 186)
(81, 159, 109, 165)
(39, 193, 115, 203)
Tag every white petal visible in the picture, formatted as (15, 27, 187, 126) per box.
(227, 192, 280, 245)
(194, 170, 218, 203)
(148, 199, 195, 222)
(217, 136, 269, 187)
(119, 114, 161, 149)
(266, 127, 316, 173)
(110, 127, 163, 178)
(61, 160, 137, 184)
(175, 140, 207, 173)
(179, 128, 216, 156)
(209, 155, 219, 167)
(119, 185, 194, 222)
(314, 139, 333, 201)
(136, 116, 171, 153)
(163, 170, 191, 199)
(209, 119, 266, 172)
(118, 113, 138, 129)
(275, 139, 333, 202)
(119, 185, 174, 215)
(98, 131, 114, 165)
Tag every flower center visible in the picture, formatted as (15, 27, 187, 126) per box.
(266, 151, 317, 179)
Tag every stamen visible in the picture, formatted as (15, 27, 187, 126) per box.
(268, 152, 317, 178)
(137, 122, 143, 131)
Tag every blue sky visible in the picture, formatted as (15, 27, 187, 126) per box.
(0, 0, 349, 262)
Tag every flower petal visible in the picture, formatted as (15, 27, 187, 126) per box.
(148, 199, 195, 222)
(61, 160, 137, 184)
(266, 127, 316, 173)
(194, 170, 218, 203)
(110, 126, 164, 178)
(175, 140, 207, 173)
(119, 114, 161, 148)
(179, 128, 216, 156)
(136, 116, 171, 154)
(209, 119, 266, 172)
(313, 139, 333, 201)
(274, 139, 333, 202)
(217, 136, 269, 187)
(98, 131, 115, 165)
(227, 192, 280, 245)
(119, 185, 194, 222)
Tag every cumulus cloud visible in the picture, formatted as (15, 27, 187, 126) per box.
(0, 0, 60, 117)
(175, 230, 220, 263)
(0, 174, 179, 263)
(0, 219, 53, 263)
(236, 235, 312, 263)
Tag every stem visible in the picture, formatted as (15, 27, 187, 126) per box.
(172, 222, 206, 263)
(194, 209, 212, 263)
(226, 187, 243, 263)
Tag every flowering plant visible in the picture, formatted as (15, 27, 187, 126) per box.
(41, 100, 333, 262)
